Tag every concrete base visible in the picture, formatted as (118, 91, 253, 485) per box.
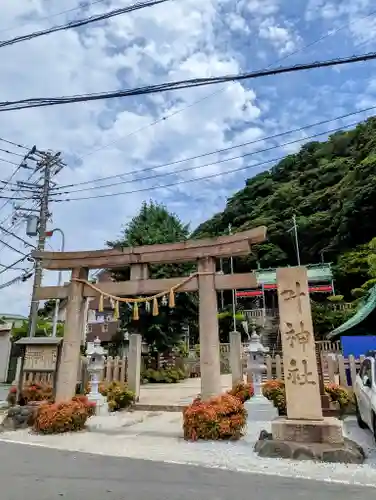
(271, 416, 344, 445)
(254, 430, 365, 464)
(245, 396, 278, 422)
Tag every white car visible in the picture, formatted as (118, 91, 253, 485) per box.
(354, 354, 376, 437)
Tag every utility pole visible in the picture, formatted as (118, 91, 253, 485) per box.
(228, 223, 237, 332)
(27, 152, 64, 337)
(291, 215, 301, 266)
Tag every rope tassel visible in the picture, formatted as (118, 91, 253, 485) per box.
(169, 288, 175, 308)
(98, 294, 104, 313)
(133, 302, 139, 321)
(152, 297, 159, 316)
(114, 300, 120, 320)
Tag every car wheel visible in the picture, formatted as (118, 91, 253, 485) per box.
(355, 399, 367, 429)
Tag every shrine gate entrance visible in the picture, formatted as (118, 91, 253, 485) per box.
(32, 227, 266, 402)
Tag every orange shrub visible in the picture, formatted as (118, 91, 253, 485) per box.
(6, 386, 17, 406)
(33, 398, 93, 434)
(262, 379, 285, 400)
(183, 393, 246, 441)
(7, 382, 54, 406)
(72, 395, 97, 417)
(227, 382, 254, 403)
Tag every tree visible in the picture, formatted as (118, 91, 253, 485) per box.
(193, 116, 376, 297)
(11, 319, 64, 342)
(38, 299, 57, 318)
(311, 301, 352, 339)
(107, 201, 198, 352)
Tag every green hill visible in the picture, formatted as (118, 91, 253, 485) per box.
(193, 116, 376, 298)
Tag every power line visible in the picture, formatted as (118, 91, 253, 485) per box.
(0, 224, 35, 248)
(0, 164, 24, 198)
(0, 0, 108, 36)
(0, 157, 21, 166)
(48, 152, 345, 203)
(51, 117, 368, 203)
(0, 271, 33, 290)
(0, 236, 29, 256)
(0, 0, 174, 49)
(1, 51, 376, 113)
(0, 147, 26, 158)
(0, 149, 43, 217)
(0, 255, 30, 276)
(54, 104, 376, 191)
(0, 137, 30, 150)
(76, 9, 376, 160)
(49, 120, 362, 196)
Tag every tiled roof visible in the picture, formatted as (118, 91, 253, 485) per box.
(328, 285, 376, 339)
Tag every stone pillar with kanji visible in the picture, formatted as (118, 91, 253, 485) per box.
(276, 266, 322, 420)
(252, 266, 365, 464)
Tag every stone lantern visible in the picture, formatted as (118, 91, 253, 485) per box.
(244, 328, 268, 397)
(243, 327, 277, 422)
(86, 336, 108, 416)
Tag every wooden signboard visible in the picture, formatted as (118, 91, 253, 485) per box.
(15, 337, 63, 394)
(23, 345, 58, 372)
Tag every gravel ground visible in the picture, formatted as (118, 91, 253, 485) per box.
(1, 414, 376, 487)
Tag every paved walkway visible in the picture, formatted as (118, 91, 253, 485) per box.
(1, 408, 376, 487)
(2, 442, 375, 500)
(139, 374, 233, 405)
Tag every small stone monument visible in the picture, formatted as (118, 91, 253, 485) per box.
(86, 337, 109, 416)
(244, 327, 277, 422)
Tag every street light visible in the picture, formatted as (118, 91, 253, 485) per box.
(45, 228, 65, 338)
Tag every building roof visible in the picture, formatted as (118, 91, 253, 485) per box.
(328, 285, 376, 339)
(0, 314, 27, 320)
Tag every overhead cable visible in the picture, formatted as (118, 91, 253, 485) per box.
(53, 104, 376, 191)
(1, 51, 376, 113)
(48, 120, 362, 196)
(0, 271, 33, 289)
(0, 255, 30, 276)
(0, 137, 29, 150)
(50, 120, 365, 203)
(0, 0, 174, 49)
(0, 224, 35, 248)
(77, 8, 376, 160)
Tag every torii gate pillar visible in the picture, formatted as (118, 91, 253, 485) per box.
(198, 257, 221, 399)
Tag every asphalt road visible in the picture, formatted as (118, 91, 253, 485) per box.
(0, 442, 375, 500)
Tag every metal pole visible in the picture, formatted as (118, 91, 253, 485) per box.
(28, 155, 52, 337)
(51, 228, 65, 337)
(228, 224, 237, 332)
(292, 215, 301, 266)
(219, 258, 224, 310)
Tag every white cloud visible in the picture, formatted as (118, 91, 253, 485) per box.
(258, 18, 300, 55)
(0, 0, 375, 317)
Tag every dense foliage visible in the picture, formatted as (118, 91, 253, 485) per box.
(227, 381, 254, 403)
(262, 379, 352, 415)
(183, 393, 247, 441)
(107, 201, 198, 351)
(193, 117, 376, 299)
(11, 319, 64, 341)
(33, 397, 95, 434)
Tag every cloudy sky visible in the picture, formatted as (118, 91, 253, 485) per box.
(0, 0, 375, 316)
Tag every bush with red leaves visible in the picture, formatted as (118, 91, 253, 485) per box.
(183, 393, 246, 441)
(227, 382, 254, 403)
(33, 397, 95, 434)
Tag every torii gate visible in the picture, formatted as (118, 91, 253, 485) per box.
(32, 226, 267, 402)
